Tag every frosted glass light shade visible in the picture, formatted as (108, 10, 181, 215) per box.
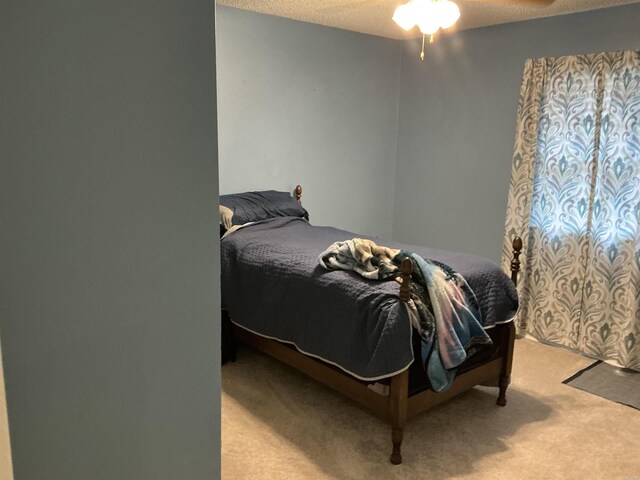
(392, 3, 416, 31)
(438, 0, 460, 29)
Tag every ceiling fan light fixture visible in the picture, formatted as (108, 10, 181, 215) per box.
(393, 0, 461, 60)
(393, 0, 461, 33)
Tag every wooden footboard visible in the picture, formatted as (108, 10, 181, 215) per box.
(228, 185, 524, 465)
(387, 236, 522, 463)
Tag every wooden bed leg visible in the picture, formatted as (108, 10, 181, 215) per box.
(391, 428, 403, 465)
(388, 258, 412, 464)
(497, 236, 522, 406)
(389, 369, 409, 465)
(497, 320, 516, 406)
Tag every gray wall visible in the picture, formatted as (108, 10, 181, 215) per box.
(393, 4, 640, 263)
(216, 6, 401, 239)
(0, 1, 220, 479)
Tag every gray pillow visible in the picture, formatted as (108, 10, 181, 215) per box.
(219, 190, 308, 227)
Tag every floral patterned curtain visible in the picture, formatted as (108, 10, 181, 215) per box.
(503, 50, 640, 370)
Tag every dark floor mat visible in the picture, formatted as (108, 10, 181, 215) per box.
(563, 360, 640, 410)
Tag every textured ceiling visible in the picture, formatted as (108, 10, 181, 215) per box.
(217, 0, 640, 39)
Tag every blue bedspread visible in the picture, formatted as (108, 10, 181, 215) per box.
(221, 217, 518, 381)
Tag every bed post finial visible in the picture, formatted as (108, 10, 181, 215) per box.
(510, 237, 522, 286)
(398, 257, 413, 303)
(294, 185, 302, 203)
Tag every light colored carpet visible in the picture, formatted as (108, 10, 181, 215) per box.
(222, 339, 640, 480)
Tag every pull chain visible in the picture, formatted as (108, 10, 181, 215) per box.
(420, 34, 436, 61)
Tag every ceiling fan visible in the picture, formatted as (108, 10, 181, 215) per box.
(393, 0, 555, 59)
(320, 0, 555, 60)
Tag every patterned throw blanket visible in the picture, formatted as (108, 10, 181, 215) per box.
(319, 238, 492, 392)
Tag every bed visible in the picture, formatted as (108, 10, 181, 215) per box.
(220, 185, 522, 465)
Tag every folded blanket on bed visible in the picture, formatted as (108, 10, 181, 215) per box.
(319, 238, 492, 392)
